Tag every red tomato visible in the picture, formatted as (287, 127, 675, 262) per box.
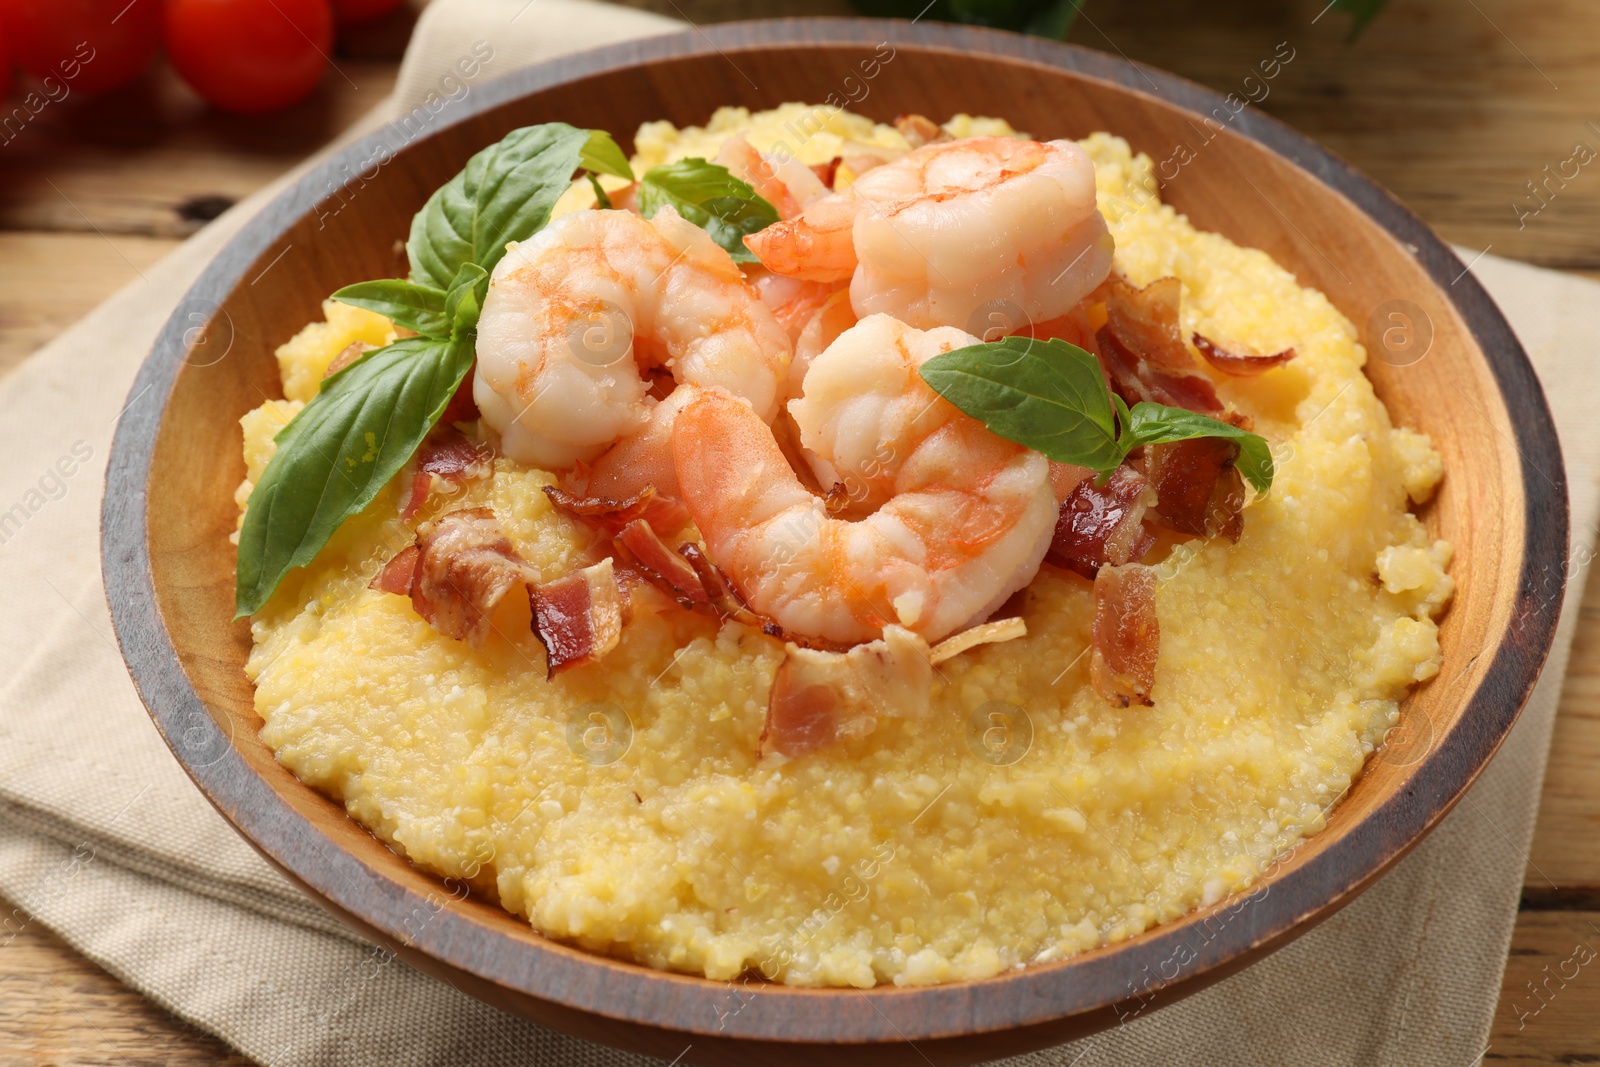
(1, 0, 162, 95)
(330, 0, 404, 23)
(164, 0, 333, 115)
(0, 19, 9, 100)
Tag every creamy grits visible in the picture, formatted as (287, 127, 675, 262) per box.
(238, 105, 1451, 988)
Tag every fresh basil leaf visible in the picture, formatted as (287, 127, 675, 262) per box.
(919, 335, 1276, 493)
(637, 158, 780, 263)
(407, 122, 596, 291)
(579, 129, 635, 182)
(1122, 402, 1275, 493)
(330, 279, 449, 337)
(444, 262, 489, 336)
(587, 173, 612, 210)
(919, 336, 1124, 472)
(234, 335, 475, 617)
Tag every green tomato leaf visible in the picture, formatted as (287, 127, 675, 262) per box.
(330, 279, 449, 338)
(234, 335, 475, 617)
(579, 129, 635, 182)
(1121, 401, 1275, 493)
(406, 122, 595, 290)
(637, 158, 781, 263)
(918, 336, 1124, 472)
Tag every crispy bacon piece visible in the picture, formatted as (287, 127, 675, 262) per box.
(1144, 438, 1246, 543)
(1090, 563, 1159, 707)
(440, 366, 480, 425)
(763, 625, 933, 758)
(928, 617, 1027, 665)
(894, 113, 951, 148)
(542, 484, 690, 538)
(410, 508, 534, 645)
(325, 341, 376, 379)
(528, 557, 631, 677)
(1047, 465, 1157, 579)
(368, 544, 419, 595)
(401, 428, 492, 520)
(1047, 461, 1095, 503)
(614, 519, 707, 607)
(1096, 275, 1225, 417)
(1192, 333, 1296, 377)
(678, 543, 848, 652)
(809, 156, 842, 190)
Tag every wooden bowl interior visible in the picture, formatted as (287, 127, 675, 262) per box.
(139, 34, 1526, 1060)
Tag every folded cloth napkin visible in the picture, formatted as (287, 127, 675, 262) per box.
(0, 1, 1594, 1063)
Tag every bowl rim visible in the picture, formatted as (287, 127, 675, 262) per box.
(101, 16, 1570, 1049)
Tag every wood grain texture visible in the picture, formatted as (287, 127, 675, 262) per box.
(0, 60, 398, 241)
(1489, 911, 1600, 1065)
(95, 18, 1565, 1067)
(0, 904, 253, 1067)
(3, 0, 1598, 1063)
(0, 233, 177, 375)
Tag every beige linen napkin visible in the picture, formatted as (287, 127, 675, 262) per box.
(0, 2, 1593, 1063)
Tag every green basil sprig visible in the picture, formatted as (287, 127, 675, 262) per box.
(235, 123, 630, 617)
(234, 336, 475, 616)
(637, 158, 780, 263)
(407, 125, 634, 291)
(919, 335, 1274, 493)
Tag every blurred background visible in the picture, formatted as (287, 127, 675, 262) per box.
(1, 0, 1594, 1063)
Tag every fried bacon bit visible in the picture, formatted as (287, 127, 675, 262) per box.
(1144, 438, 1246, 543)
(1097, 275, 1225, 417)
(542, 484, 691, 538)
(894, 113, 952, 148)
(929, 617, 1027, 665)
(528, 557, 631, 677)
(810, 156, 842, 190)
(1047, 465, 1157, 579)
(368, 544, 419, 595)
(614, 519, 707, 607)
(1090, 563, 1159, 707)
(1047, 461, 1095, 503)
(1192, 333, 1296, 377)
(410, 508, 535, 645)
(678, 543, 848, 652)
(439, 367, 480, 425)
(763, 626, 933, 758)
(401, 428, 492, 520)
(325, 341, 374, 379)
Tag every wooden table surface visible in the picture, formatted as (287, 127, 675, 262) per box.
(2, 0, 1596, 1062)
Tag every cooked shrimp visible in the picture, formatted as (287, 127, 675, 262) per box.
(715, 134, 830, 220)
(672, 315, 1056, 645)
(788, 288, 855, 400)
(745, 137, 1114, 332)
(474, 205, 791, 469)
(581, 387, 693, 501)
(741, 192, 863, 283)
(752, 271, 844, 343)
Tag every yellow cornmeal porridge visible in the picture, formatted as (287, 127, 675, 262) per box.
(239, 106, 1452, 988)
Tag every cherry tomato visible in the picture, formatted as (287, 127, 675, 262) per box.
(330, 0, 404, 24)
(164, 0, 333, 115)
(0, 0, 162, 95)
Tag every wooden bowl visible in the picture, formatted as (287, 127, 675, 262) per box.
(101, 19, 1569, 1066)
